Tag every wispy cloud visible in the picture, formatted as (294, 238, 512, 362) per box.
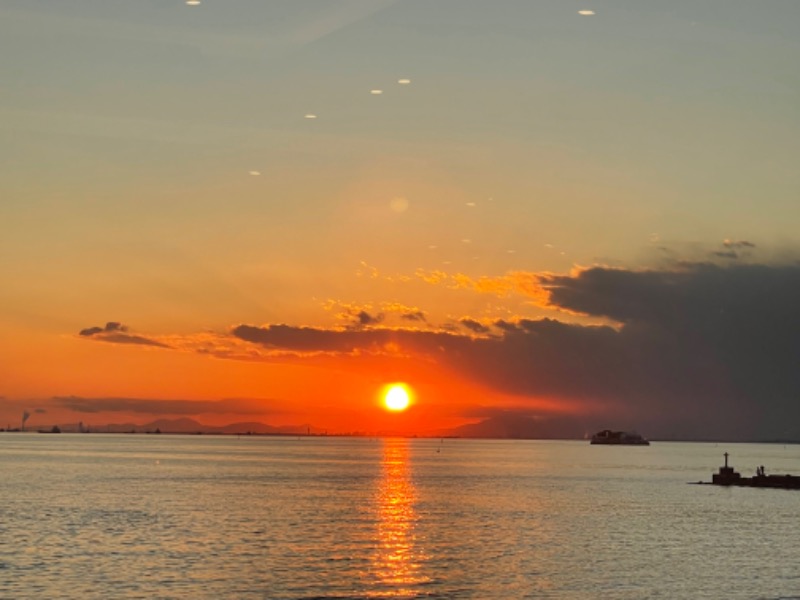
(712, 239, 757, 261)
(281, 0, 400, 49)
(78, 322, 171, 348)
(723, 239, 756, 249)
(415, 269, 551, 304)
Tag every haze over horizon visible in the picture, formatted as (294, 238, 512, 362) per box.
(2, 1, 800, 441)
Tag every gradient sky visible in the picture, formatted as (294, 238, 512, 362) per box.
(2, 1, 799, 439)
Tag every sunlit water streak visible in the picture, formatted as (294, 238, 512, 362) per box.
(370, 439, 429, 596)
(1, 434, 800, 599)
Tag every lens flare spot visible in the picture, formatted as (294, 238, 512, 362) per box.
(390, 197, 409, 213)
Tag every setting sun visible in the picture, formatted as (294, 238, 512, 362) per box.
(383, 383, 412, 412)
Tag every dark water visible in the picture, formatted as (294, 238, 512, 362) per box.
(1, 434, 799, 599)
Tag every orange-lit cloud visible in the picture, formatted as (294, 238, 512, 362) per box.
(230, 261, 800, 439)
(79, 322, 171, 348)
(415, 269, 551, 306)
(62, 259, 800, 440)
(324, 300, 428, 328)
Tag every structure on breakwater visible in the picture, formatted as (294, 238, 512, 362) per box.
(697, 452, 800, 490)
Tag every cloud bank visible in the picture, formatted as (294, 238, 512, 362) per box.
(233, 261, 800, 440)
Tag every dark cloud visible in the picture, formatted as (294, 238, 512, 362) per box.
(493, 319, 519, 333)
(78, 322, 170, 348)
(534, 262, 800, 438)
(79, 322, 127, 336)
(400, 311, 427, 322)
(461, 318, 627, 405)
(34, 408, 47, 414)
(102, 333, 170, 348)
(713, 251, 739, 259)
(235, 262, 800, 440)
(232, 323, 453, 355)
(354, 310, 383, 328)
(53, 396, 276, 416)
(234, 324, 375, 353)
(459, 318, 490, 334)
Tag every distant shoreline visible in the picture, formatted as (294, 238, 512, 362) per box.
(2, 429, 798, 444)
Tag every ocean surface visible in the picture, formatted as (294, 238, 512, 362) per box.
(1, 435, 799, 599)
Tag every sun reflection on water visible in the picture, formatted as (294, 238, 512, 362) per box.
(369, 438, 430, 597)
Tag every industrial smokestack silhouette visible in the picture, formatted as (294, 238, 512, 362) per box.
(21, 410, 30, 432)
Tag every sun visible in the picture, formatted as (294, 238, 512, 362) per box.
(382, 383, 412, 412)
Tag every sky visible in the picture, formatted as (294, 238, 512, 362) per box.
(2, 0, 799, 439)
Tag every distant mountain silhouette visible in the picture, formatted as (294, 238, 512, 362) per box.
(22, 415, 651, 440)
(83, 418, 319, 435)
(439, 414, 588, 440)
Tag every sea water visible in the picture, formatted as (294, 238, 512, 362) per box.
(1, 434, 799, 599)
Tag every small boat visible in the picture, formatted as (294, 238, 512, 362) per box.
(590, 429, 650, 445)
(696, 453, 800, 490)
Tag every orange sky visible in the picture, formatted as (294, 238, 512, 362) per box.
(3, 2, 800, 440)
(0, 309, 583, 434)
